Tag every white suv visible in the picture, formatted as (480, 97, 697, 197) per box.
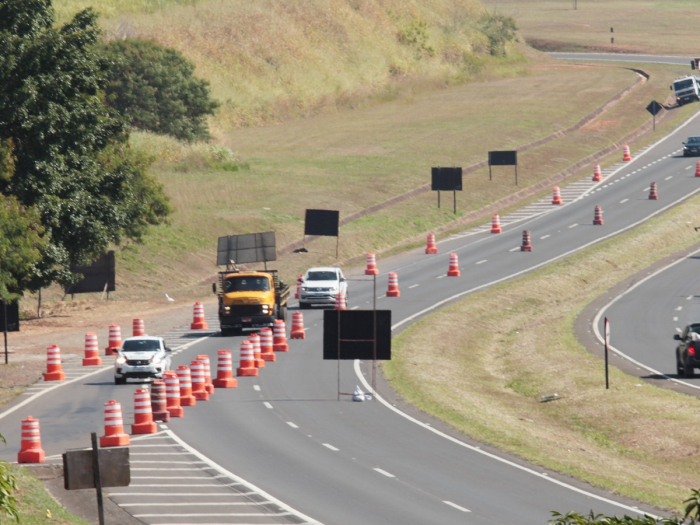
(299, 267, 348, 309)
(114, 336, 172, 384)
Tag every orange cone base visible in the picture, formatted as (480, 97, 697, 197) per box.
(649, 195, 658, 200)
(261, 353, 277, 362)
(180, 396, 196, 407)
(105, 347, 119, 355)
(213, 377, 238, 388)
(132, 421, 158, 434)
(18, 449, 45, 464)
(491, 228, 502, 234)
(100, 434, 130, 447)
(623, 155, 632, 162)
(521, 245, 533, 252)
(237, 367, 259, 377)
(290, 331, 305, 340)
(82, 357, 102, 366)
(594, 219, 604, 225)
(167, 407, 184, 418)
(426, 248, 438, 254)
(254, 359, 265, 368)
(592, 175, 603, 182)
(447, 270, 460, 277)
(191, 321, 208, 329)
(552, 198, 563, 205)
(193, 391, 210, 401)
(386, 290, 400, 297)
(205, 384, 215, 394)
(43, 371, 65, 381)
(365, 269, 379, 275)
(152, 411, 170, 423)
(273, 344, 289, 352)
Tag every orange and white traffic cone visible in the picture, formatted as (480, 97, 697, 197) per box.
(212, 350, 237, 388)
(17, 416, 45, 463)
(447, 253, 460, 277)
(237, 340, 258, 376)
(425, 233, 438, 254)
(295, 274, 303, 299)
(248, 334, 265, 369)
(259, 327, 276, 362)
(176, 366, 196, 407)
(99, 400, 130, 447)
(105, 324, 121, 355)
(164, 371, 183, 418)
(592, 164, 603, 182)
(335, 292, 347, 310)
(490, 214, 502, 234)
(290, 311, 305, 340)
(593, 205, 604, 225)
(43, 345, 65, 381)
(197, 354, 216, 392)
(191, 302, 208, 329)
(82, 332, 102, 366)
(273, 320, 289, 352)
(133, 318, 145, 337)
(386, 272, 400, 297)
(131, 389, 157, 434)
(150, 379, 170, 423)
(622, 145, 632, 162)
(695, 161, 700, 177)
(552, 186, 563, 205)
(190, 360, 210, 400)
(365, 253, 379, 275)
(649, 182, 658, 200)
(521, 230, 533, 252)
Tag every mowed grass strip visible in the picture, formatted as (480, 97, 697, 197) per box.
(384, 191, 700, 511)
(482, 0, 700, 55)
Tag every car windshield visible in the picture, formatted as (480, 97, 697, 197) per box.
(307, 271, 337, 281)
(225, 276, 270, 292)
(687, 137, 700, 144)
(676, 79, 694, 90)
(122, 340, 161, 352)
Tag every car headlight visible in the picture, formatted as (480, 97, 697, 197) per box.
(262, 304, 270, 313)
(116, 356, 126, 365)
(301, 286, 308, 291)
(151, 355, 163, 365)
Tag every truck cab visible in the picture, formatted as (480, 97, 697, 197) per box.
(671, 75, 700, 105)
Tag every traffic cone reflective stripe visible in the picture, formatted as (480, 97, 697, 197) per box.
(43, 345, 65, 381)
(213, 350, 237, 388)
(425, 233, 438, 254)
(365, 253, 379, 275)
(176, 366, 196, 406)
(521, 230, 533, 252)
(197, 354, 216, 392)
(334, 292, 347, 310)
(151, 379, 170, 422)
(132, 389, 157, 434)
(290, 311, 305, 339)
(695, 161, 700, 177)
(593, 205, 604, 225)
(386, 272, 400, 297)
(273, 320, 289, 352)
(592, 164, 603, 182)
(447, 253, 460, 277)
(649, 182, 658, 200)
(82, 332, 102, 366)
(105, 324, 122, 355)
(259, 327, 276, 361)
(190, 360, 210, 400)
(164, 371, 184, 417)
(17, 416, 45, 463)
(133, 318, 145, 337)
(248, 334, 265, 368)
(490, 214, 502, 234)
(552, 186, 563, 205)
(100, 400, 130, 447)
(622, 145, 632, 162)
(237, 341, 258, 376)
(191, 302, 208, 329)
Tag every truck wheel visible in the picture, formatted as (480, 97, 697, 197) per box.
(114, 376, 126, 385)
(299, 302, 309, 310)
(278, 305, 287, 322)
(685, 360, 696, 378)
(677, 356, 684, 377)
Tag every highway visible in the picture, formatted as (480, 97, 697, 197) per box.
(550, 52, 691, 66)
(2, 55, 700, 524)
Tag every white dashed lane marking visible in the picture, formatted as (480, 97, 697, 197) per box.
(287, 422, 299, 429)
(408, 284, 420, 289)
(444, 501, 471, 513)
(263, 402, 273, 409)
(540, 235, 550, 239)
(620, 199, 629, 204)
(374, 468, 395, 478)
(323, 444, 339, 451)
(569, 224, 578, 228)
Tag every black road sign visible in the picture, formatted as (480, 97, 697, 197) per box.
(65, 251, 115, 295)
(304, 209, 340, 237)
(217, 232, 276, 266)
(431, 167, 463, 191)
(323, 309, 391, 360)
(0, 300, 19, 332)
(646, 100, 663, 116)
(488, 150, 517, 166)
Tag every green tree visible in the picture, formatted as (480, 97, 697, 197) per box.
(0, 1, 171, 291)
(103, 39, 219, 142)
(479, 12, 518, 57)
(0, 434, 19, 523)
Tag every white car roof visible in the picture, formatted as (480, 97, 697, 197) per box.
(306, 267, 342, 273)
(122, 336, 163, 342)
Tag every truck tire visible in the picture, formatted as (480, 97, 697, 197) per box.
(684, 358, 696, 378)
(114, 376, 126, 385)
(278, 304, 287, 322)
(299, 302, 309, 310)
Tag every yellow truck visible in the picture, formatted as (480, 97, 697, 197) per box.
(212, 268, 290, 336)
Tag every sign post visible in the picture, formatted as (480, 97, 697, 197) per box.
(488, 151, 518, 185)
(431, 167, 462, 213)
(646, 100, 663, 132)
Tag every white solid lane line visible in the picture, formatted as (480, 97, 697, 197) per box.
(374, 468, 395, 478)
(323, 444, 339, 451)
(443, 501, 471, 512)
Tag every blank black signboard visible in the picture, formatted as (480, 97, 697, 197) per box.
(488, 150, 518, 166)
(0, 301, 19, 332)
(431, 167, 463, 191)
(323, 309, 391, 360)
(65, 251, 115, 295)
(216, 232, 277, 266)
(305, 209, 340, 237)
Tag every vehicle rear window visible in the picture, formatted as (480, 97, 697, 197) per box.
(307, 271, 337, 281)
(688, 137, 700, 144)
(122, 340, 161, 352)
(225, 276, 270, 292)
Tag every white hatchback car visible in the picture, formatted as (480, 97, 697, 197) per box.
(299, 267, 348, 309)
(114, 336, 172, 384)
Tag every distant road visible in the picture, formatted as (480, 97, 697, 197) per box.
(550, 52, 692, 66)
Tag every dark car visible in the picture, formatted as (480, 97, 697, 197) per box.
(683, 136, 700, 157)
(674, 323, 700, 377)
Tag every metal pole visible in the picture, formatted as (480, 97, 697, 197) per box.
(91, 432, 105, 525)
(372, 274, 377, 398)
(515, 165, 518, 186)
(437, 190, 441, 209)
(3, 300, 8, 365)
(653, 113, 656, 132)
(337, 310, 341, 401)
(453, 190, 457, 214)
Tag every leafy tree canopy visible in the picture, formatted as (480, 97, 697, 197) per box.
(0, 0, 172, 290)
(103, 38, 219, 142)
